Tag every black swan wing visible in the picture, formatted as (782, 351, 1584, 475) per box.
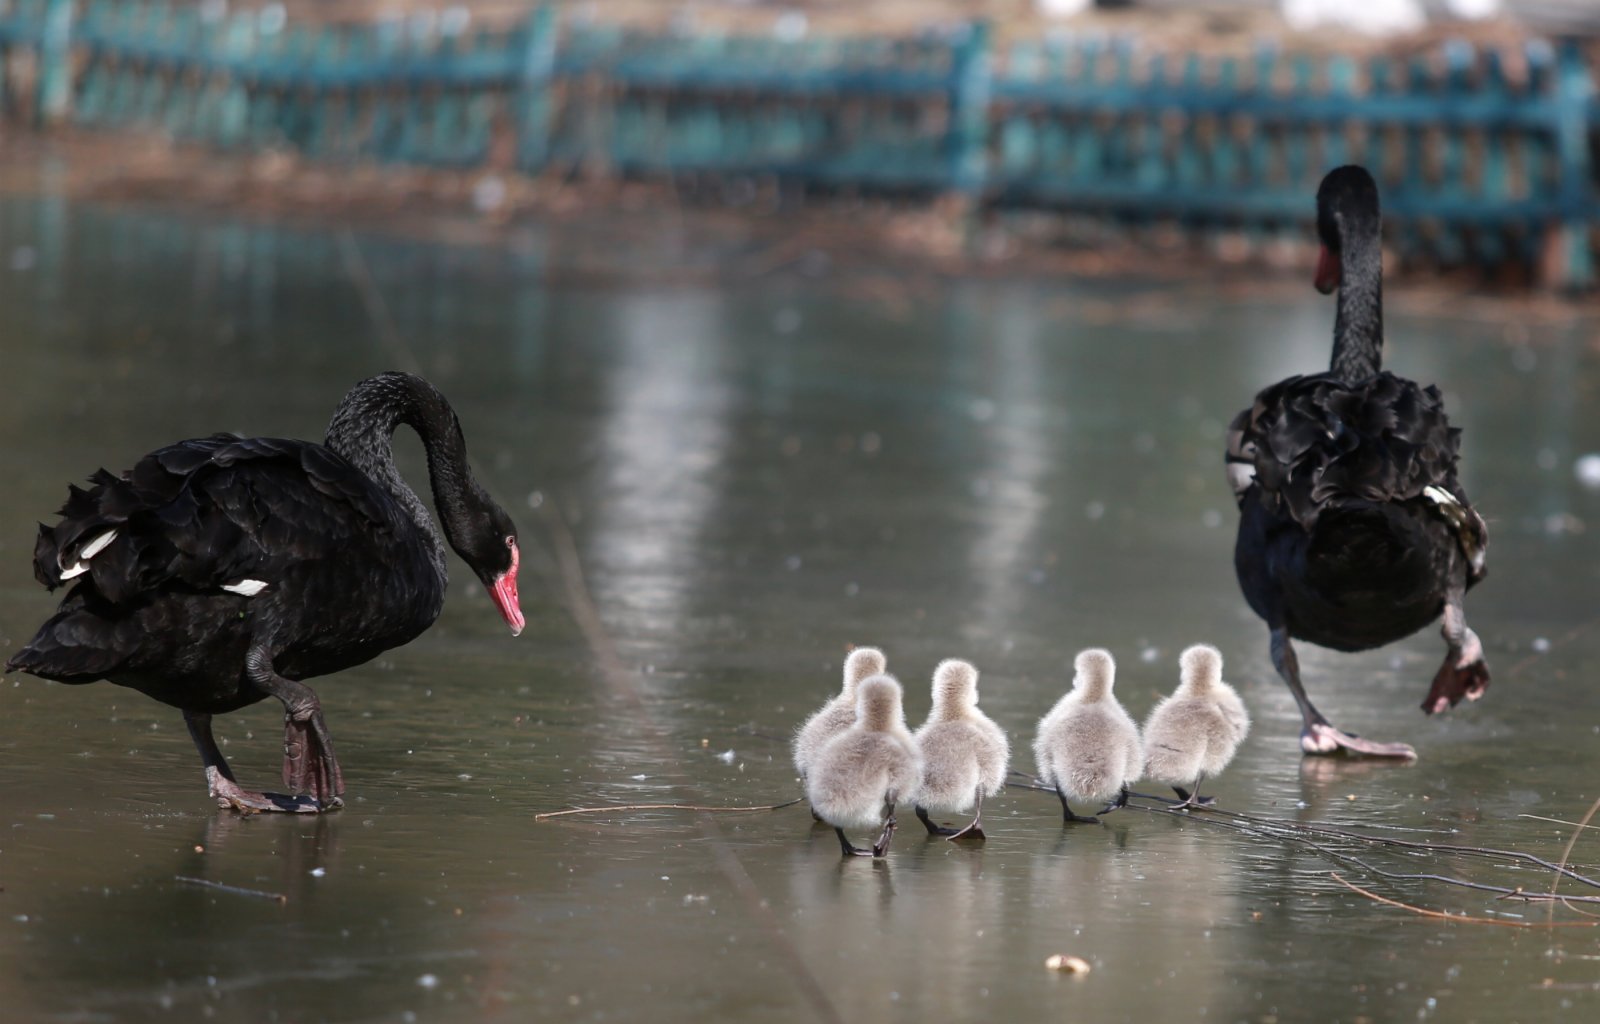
(1226, 371, 1486, 580)
(29, 434, 402, 605)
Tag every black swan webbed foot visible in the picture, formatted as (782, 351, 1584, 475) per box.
(1423, 607, 1490, 714)
(1300, 720, 1417, 760)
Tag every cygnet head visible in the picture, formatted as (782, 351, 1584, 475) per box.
(842, 646, 887, 695)
(1179, 644, 1223, 693)
(856, 674, 905, 731)
(1072, 648, 1116, 700)
(930, 658, 980, 717)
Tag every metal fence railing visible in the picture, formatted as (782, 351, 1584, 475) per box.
(2, 1, 1595, 286)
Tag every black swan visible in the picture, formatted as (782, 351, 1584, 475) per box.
(1226, 166, 1489, 759)
(4, 372, 523, 812)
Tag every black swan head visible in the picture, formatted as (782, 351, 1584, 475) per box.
(1314, 165, 1381, 295)
(450, 483, 524, 636)
(326, 371, 526, 636)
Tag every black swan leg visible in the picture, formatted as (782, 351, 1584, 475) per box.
(1422, 592, 1490, 715)
(183, 711, 318, 814)
(1272, 626, 1416, 760)
(1056, 785, 1100, 825)
(917, 805, 961, 837)
(944, 789, 987, 841)
(246, 647, 345, 809)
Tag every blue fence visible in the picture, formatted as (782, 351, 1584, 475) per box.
(1, 0, 1596, 285)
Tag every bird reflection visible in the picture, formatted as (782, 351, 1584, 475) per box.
(884, 842, 1006, 1015)
(185, 812, 344, 903)
(1296, 754, 1414, 820)
(1026, 819, 1236, 1013)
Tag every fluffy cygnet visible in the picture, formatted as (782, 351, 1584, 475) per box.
(806, 674, 923, 857)
(793, 646, 888, 785)
(1033, 648, 1143, 824)
(912, 659, 1010, 840)
(1142, 644, 1250, 809)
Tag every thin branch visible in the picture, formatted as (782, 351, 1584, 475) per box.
(1549, 794, 1600, 925)
(536, 798, 805, 821)
(1330, 873, 1597, 929)
(1520, 814, 1600, 830)
(1101, 797, 1600, 904)
(1220, 816, 1600, 905)
(1193, 805, 1600, 890)
(1560, 898, 1600, 920)
(174, 875, 287, 904)
(1005, 780, 1054, 794)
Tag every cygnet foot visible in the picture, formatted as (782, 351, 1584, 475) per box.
(916, 806, 961, 837)
(869, 817, 898, 858)
(1096, 786, 1132, 816)
(1169, 785, 1216, 811)
(945, 820, 986, 842)
(1055, 786, 1101, 824)
(835, 828, 875, 857)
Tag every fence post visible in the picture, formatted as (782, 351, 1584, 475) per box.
(516, 5, 557, 172)
(949, 19, 991, 196)
(0, 4, 10, 115)
(37, 0, 75, 125)
(1550, 39, 1594, 290)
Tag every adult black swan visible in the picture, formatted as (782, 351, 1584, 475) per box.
(1226, 166, 1489, 759)
(5, 372, 524, 812)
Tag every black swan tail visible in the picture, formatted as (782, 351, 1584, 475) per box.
(5, 596, 131, 683)
(1229, 371, 1466, 529)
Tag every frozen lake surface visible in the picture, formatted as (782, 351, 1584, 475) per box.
(3, 197, 1600, 1022)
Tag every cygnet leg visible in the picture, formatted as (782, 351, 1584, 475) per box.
(1096, 785, 1131, 816)
(869, 800, 898, 858)
(1170, 778, 1216, 810)
(1055, 784, 1100, 825)
(835, 828, 872, 857)
(916, 805, 960, 837)
(944, 789, 987, 842)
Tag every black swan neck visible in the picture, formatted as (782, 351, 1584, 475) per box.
(324, 373, 479, 584)
(1329, 222, 1384, 384)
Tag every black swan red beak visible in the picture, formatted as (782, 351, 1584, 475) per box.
(1314, 244, 1340, 294)
(491, 539, 525, 636)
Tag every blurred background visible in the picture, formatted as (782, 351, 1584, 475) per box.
(4, 0, 1600, 284)
(4, 3, 1600, 1024)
